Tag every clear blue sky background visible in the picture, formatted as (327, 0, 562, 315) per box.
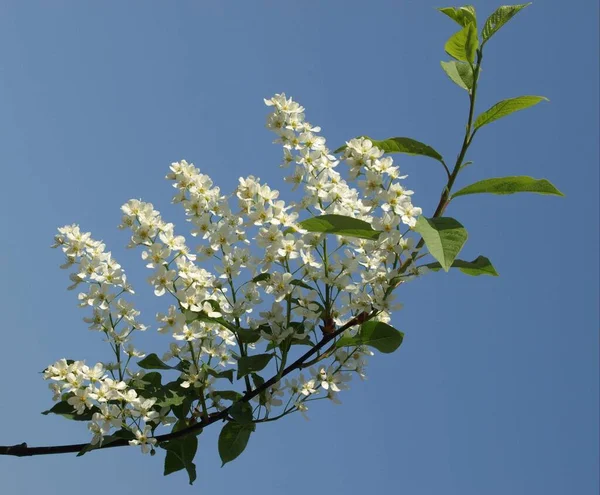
(0, 1, 597, 494)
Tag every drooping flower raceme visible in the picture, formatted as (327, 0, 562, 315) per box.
(44, 93, 421, 456)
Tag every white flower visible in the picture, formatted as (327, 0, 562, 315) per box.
(129, 426, 157, 454)
(148, 266, 176, 296)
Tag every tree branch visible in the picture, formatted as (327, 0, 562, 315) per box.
(0, 312, 371, 457)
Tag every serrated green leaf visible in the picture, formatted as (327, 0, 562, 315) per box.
(298, 214, 380, 241)
(413, 216, 468, 272)
(482, 3, 531, 42)
(474, 96, 548, 130)
(438, 6, 477, 27)
(445, 22, 478, 63)
(137, 353, 174, 370)
(237, 354, 274, 380)
(424, 256, 499, 276)
(441, 60, 474, 91)
(452, 176, 564, 199)
(41, 401, 99, 421)
(162, 426, 199, 485)
(218, 421, 255, 466)
(336, 321, 404, 353)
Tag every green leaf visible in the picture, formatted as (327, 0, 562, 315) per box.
(211, 390, 243, 402)
(413, 216, 468, 272)
(156, 379, 196, 409)
(290, 279, 314, 291)
(184, 310, 198, 323)
(336, 321, 404, 354)
(482, 3, 531, 42)
(452, 176, 564, 199)
(41, 401, 99, 421)
(445, 22, 478, 63)
(424, 255, 499, 276)
(298, 214, 380, 241)
(251, 373, 265, 387)
(229, 401, 253, 424)
(335, 136, 444, 163)
(251, 373, 267, 406)
(251, 273, 270, 283)
(162, 426, 199, 485)
(171, 397, 194, 420)
(474, 96, 548, 130)
(157, 389, 188, 409)
(218, 421, 255, 466)
(438, 6, 477, 27)
(440, 60, 474, 91)
(137, 353, 174, 370)
(131, 371, 163, 396)
(237, 354, 274, 380)
(236, 328, 262, 344)
(205, 367, 235, 384)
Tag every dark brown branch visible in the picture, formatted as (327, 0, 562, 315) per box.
(0, 312, 371, 457)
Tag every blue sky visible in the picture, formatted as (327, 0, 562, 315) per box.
(0, 1, 598, 494)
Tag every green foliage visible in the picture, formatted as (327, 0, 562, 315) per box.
(137, 353, 174, 370)
(413, 217, 468, 272)
(237, 353, 274, 380)
(251, 273, 271, 283)
(452, 176, 564, 199)
(218, 421, 255, 466)
(482, 3, 531, 42)
(298, 214, 381, 240)
(211, 390, 243, 402)
(236, 328, 262, 344)
(335, 136, 444, 165)
(41, 401, 99, 421)
(474, 96, 548, 130)
(423, 256, 499, 276)
(438, 6, 477, 27)
(205, 367, 235, 384)
(162, 422, 200, 485)
(336, 321, 404, 353)
(441, 60, 474, 91)
(229, 401, 253, 424)
(445, 23, 479, 63)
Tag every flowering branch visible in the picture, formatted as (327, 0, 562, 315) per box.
(0, 311, 371, 457)
(0, 4, 564, 486)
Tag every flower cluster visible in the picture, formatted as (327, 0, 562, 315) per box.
(45, 93, 422, 453)
(43, 359, 169, 453)
(51, 224, 146, 357)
